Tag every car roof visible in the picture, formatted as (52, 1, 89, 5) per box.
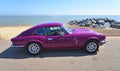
(33, 22, 63, 28)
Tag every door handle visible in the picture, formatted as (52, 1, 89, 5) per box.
(48, 38, 53, 40)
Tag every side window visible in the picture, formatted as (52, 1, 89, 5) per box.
(46, 26, 63, 36)
(35, 28, 45, 36)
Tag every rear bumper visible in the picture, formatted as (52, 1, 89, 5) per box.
(10, 44, 24, 48)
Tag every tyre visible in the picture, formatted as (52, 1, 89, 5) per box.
(84, 40, 99, 53)
(26, 42, 43, 55)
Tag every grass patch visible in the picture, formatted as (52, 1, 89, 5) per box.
(0, 35, 2, 40)
(0, 35, 1, 40)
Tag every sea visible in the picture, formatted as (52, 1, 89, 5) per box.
(0, 15, 120, 26)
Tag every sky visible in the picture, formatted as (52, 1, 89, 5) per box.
(0, 0, 120, 15)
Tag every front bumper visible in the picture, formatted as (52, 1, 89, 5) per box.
(99, 39, 107, 45)
(10, 44, 24, 48)
(101, 39, 107, 43)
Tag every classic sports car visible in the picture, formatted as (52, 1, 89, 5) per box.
(11, 22, 107, 55)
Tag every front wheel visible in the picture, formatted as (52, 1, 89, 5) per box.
(84, 40, 99, 53)
(26, 43, 43, 55)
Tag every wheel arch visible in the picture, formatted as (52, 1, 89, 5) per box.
(82, 37, 100, 47)
(25, 40, 43, 48)
(87, 37, 100, 43)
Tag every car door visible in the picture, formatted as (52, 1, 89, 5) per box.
(44, 26, 73, 50)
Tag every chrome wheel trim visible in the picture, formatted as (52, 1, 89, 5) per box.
(28, 43, 40, 54)
(87, 42, 97, 52)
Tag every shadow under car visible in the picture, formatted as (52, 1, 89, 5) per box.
(0, 47, 97, 59)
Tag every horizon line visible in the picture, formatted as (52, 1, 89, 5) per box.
(0, 14, 120, 16)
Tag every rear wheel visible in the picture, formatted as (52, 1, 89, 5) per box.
(84, 40, 99, 53)
(26, 43, 43, 55)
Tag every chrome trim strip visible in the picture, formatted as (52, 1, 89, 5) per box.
(11, 44, 24, 48)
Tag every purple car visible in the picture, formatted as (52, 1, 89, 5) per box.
(11, 22, 107, 55)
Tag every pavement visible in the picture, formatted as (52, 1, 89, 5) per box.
(0, 37, 120, 71)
